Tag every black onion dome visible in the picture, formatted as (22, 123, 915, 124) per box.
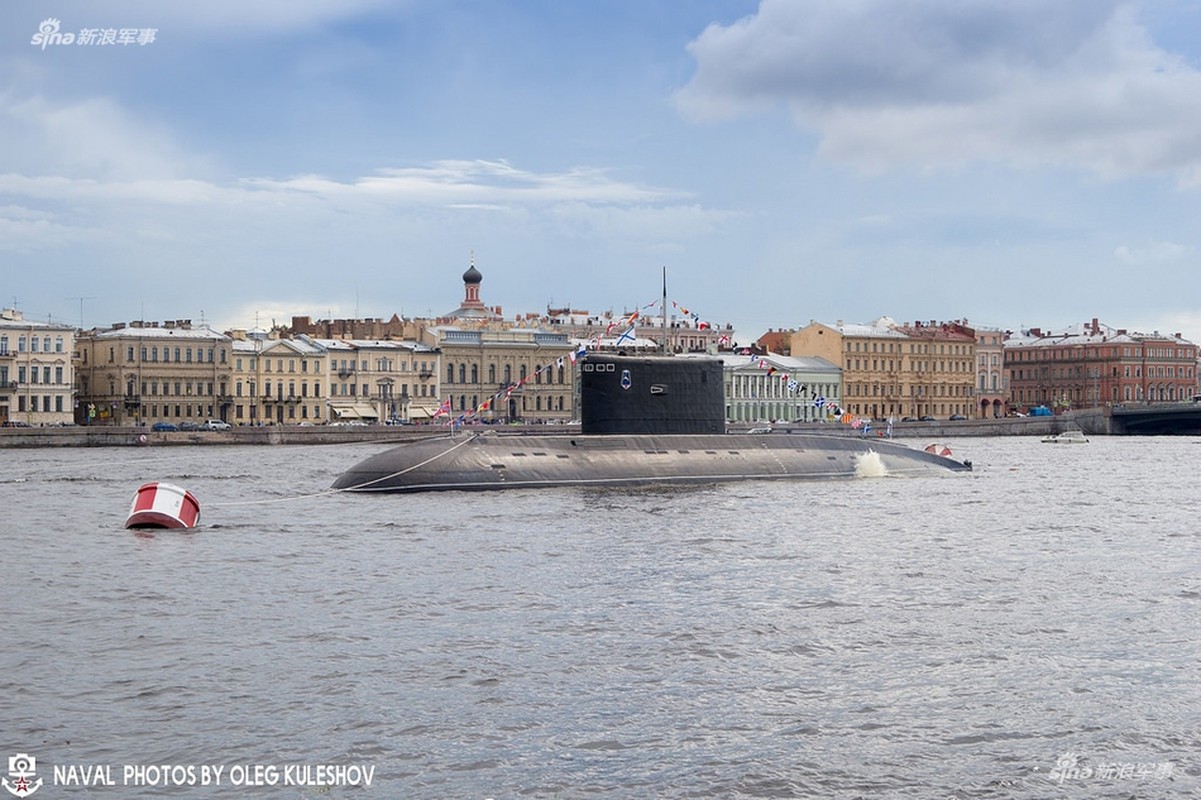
(462, 264, 483, 284)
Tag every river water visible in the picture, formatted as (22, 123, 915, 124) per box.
(1, 435, 1198, 799)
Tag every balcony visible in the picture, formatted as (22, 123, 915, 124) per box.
(0, 381, 17, 393)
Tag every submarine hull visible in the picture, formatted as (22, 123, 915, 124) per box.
(331, 432, 970, 493)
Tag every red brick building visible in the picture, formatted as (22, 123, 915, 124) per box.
(1005, 318, 1198, 411)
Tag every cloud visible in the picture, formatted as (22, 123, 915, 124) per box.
(0, 204, 78, 252)
(1114, 239, 1193, 264)
(0, 91, 726, 265)
(248, 160, 685, 208)
(675, 0, 1201, 180)
(0, 94, 212, 181)
(0, 86, 703, 206)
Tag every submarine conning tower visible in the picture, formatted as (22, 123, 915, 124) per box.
(579, 354, 725, 435)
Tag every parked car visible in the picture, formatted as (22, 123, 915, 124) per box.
(179, 421, 203, 431)
(151, 422, 178, 432)
(949, 414, 967, 421)
(202, 419, 232, 431)
(918, 415, 935, 422)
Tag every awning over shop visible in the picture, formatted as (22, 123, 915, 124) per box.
(330, 405, 358, 419)
(408, 404, 439, 419)
(331, 403, 380, 419)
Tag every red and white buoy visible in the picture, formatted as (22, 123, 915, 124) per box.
(125, 481, 201, 529)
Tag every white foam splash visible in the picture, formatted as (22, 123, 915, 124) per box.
(854, 449, 889, 478)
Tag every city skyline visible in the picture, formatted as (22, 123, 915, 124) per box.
(3, 1, 1201, 343)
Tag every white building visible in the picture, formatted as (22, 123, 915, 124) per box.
(0, 308, 77, 426)
(683, 351, 843, 424)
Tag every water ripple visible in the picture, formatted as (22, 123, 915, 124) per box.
(1, 438, 1199, 797)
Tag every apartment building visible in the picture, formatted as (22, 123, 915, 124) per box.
(891, 320, 977, 419)
(1005, 318, 1199, 410)
(435, 327, 576, 423)
(230, 332, 329, 425)
(75, 320, 232, 426)
(315, 338, 442, 422)
(790, 317, 978, 420)
(0, 308, 76, 425)
(975, 326, 1008, 417)
(790, 317, 911, 420)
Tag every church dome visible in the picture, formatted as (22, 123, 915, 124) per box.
(462, 264, 483, 285)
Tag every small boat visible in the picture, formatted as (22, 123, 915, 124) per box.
(1040, 430, 1089, 444)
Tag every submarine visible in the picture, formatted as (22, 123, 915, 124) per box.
(332, 353, 971, 493)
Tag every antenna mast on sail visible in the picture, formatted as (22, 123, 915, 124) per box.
(661, 266, 668, 355)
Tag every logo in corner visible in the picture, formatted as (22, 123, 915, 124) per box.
(31, 18, 75, 48)
(3, 754, 42, 797)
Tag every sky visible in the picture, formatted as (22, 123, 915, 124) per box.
(4, 0, 1201, 346)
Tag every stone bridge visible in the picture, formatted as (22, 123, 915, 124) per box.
(1070, 402, 1201, 436)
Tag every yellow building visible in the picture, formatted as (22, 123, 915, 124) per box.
(790, 317, 978, 420)
(892, 320, 978, 419)
(230, 332, 328, 425)
(316, 338, 442, 423)
(790, 317, 909, 420)
(435, 327, 576, 422)
(76, 320, 232, 426)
